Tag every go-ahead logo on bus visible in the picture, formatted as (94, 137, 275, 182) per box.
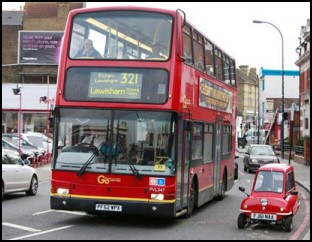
(149, 177, 166, 186)
(97, 175, 121, 185)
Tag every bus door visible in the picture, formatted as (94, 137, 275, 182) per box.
(175, 119, 191, 212)
(213, 116, 223, 195)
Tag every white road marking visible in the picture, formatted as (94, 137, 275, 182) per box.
(32, 209, 54, 216)
(2, 222, 41, 232)
(55, 210, 87, 216)
(9, 225, 73, 240)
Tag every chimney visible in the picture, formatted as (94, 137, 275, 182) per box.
(239, 65, 249, 75)
(250, 68, 257, 74)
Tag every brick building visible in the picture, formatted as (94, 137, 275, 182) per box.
(295, 19, 310, 165)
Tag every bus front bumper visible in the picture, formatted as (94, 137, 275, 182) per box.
(50, 195, 175, 218)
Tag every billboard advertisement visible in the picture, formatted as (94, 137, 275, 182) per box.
(18, 31, 63, 65)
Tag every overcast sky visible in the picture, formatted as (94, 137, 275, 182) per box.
(3, 2, 310, 73)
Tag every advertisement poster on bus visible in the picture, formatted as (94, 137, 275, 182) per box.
(18, 31, 63, 65)
(199, 77, 233, 113)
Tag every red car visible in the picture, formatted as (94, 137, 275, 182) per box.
(237, 164, 300, 232)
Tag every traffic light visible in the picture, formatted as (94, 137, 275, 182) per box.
(240, 123, 243, 129)
(12, 87, 21, 95)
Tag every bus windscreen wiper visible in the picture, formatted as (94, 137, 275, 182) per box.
(77, 152, 96, 177)
(116, 142, 142, 180)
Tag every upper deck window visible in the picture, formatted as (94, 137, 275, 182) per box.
(70, 11, 173, 61)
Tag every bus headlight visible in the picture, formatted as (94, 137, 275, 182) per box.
(151, 194, 164, 200)
(57, 188, 69, 195)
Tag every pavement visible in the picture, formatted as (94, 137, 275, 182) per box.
(36, 147, 310, 239)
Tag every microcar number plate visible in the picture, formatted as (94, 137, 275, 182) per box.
(251, 213, 276, 220)
(95, 204, 122, 212)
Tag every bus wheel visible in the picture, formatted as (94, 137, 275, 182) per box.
(216, 173, 226, 200)
(184, 181, 197, 218)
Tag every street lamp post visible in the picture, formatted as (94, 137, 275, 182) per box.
(253, 20, 285, 158)
(12, 84, 22, 156)
(40, 95, 54, 161)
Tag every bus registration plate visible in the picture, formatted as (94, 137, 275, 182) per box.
(251, 213, 276, 220)
(95, 204, 122, 212)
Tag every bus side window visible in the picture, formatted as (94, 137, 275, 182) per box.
(230, 59, 236, 87)
(214, 48, 224, 81)
(183, 25, 193, 65)
(205, 39, 215, 76)
(193, 32, 205, 72)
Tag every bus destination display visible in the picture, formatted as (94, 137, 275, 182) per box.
(89, 72, 143, 99)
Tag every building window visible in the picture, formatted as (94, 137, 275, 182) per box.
(305, 118, 309, 129)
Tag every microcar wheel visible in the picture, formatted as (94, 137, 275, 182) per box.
(284, 216, 293, 232)
(237, 213, 246, 229)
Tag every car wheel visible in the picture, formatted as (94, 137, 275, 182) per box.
(184, 181, 197, 218)
(284, 216, 293, 232)
(26, 175, 38, 196)
(237, 213, 247, 229)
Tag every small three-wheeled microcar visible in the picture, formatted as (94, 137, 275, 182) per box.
(237, 164, 300, 232)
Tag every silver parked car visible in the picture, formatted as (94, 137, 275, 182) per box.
(243, 144, 280, 173)
(2, 148, 38, 199)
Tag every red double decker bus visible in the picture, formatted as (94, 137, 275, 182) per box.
(51, 6, 238, 218)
